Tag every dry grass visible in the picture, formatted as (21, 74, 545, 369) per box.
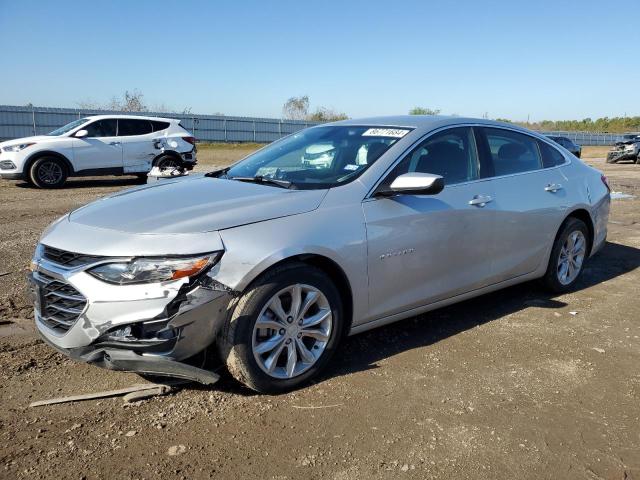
(581, 146, 611, 158)
(196, 143, 264, 168)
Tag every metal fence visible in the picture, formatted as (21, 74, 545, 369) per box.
(539, 130, 627, 146)
(0, 105, 319, 143)
(0, 105, 630, 146)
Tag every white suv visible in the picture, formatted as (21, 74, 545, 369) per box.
(0, 115, 197, 188)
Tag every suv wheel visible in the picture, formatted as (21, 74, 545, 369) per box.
(155, 155, 181, 170)
(29, 157, 68, 188)
(218, 263, 344, 393)
(541, 217, 589, 293)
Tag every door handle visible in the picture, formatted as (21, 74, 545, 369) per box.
(109, 141, 121, 146)
(468, 195, 493, 207)
(544, 183, 563, 192)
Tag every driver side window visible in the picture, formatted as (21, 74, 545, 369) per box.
(385, 127, 480, 186)
(84, 119, 117, 138)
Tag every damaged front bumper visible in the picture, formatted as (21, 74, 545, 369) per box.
(29, 254, 235, 384)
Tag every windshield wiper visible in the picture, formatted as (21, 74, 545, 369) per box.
(228, 176, 292, 189)
(204, 167, 230, 178)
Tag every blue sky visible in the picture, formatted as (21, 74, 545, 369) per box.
(0, 0, 637, 121)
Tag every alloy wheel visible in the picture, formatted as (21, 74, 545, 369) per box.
(557, 230, 586, 285)
(252, 284, 332, 379)
(37, 161, 63, 185)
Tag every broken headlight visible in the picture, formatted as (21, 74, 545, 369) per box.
(88, 252, 222, 285)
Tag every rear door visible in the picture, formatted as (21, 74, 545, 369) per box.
(118, 119, 157, 173)
(71, 119, 122, 172)
(477, 127, 568, 282)
(363, 126, 497, 319)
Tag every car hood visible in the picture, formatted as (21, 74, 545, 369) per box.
(0, 135, 54, 147)
(68, 176, 328, 234)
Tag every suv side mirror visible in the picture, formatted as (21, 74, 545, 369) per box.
(375, 172, 445, 197)
(75, 129, 88, 138)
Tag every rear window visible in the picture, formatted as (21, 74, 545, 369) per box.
(118, 119, 153, 136)
(151, 120, 170, 132)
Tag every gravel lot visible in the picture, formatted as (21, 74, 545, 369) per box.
(1, 148, 639, 479)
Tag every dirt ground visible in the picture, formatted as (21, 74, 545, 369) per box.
(0, 146, 639, 479)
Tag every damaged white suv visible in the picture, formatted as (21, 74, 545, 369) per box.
(0, 115, 197, 188)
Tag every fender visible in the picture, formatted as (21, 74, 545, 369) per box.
(24, 150, 75, 175)
(152, 150, 183, 166)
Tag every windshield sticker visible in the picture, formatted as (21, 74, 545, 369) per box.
(362, 128, 410, 138)
(343, 164, 359, 171)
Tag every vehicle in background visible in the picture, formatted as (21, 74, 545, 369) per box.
(0, 115, 197, 188)
(547, 136, 582, 158)
(606, 133, 640, 164)
(30, 116, 610, 393)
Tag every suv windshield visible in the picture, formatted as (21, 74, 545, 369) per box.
(222, 126, 410, 189)
(47, 118, 90, 136)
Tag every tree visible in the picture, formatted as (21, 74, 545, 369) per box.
(106, 89, 148, 112)
(306, 107, 348, 122)
(76, 99, 101, 110)
(409, 107, 441, 115)
(282, 95, 310, 120)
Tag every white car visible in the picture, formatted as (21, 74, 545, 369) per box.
(0, 115, 197, 188)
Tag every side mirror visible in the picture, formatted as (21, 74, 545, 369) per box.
(376, 172, 444, 197)
(74, 129, 88, 138)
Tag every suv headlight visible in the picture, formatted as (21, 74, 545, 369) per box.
(88, 252, 222, 285)
(2, 143, 35, 152)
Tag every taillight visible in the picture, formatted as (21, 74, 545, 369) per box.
(182, 136, 197, 146)
(601, 174, 611, 192)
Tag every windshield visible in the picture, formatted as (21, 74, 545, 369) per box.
(47, 118, 90, 136)
(223, 126, 410, 189)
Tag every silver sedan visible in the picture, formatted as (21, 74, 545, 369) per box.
(30, 116, 610, 393)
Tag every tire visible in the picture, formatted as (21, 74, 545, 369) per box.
(29, 157, 68, 188)
(218, 263, 344, 393)
(540, 217, 590, 293)
(606, 155, 617, 164)
(155, 155, 181, 170)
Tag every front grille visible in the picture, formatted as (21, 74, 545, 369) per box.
(37, 272, 87, 333)
(42, 245, 104, 268)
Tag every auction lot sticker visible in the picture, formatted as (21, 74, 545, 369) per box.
(362, 128, 410, 138)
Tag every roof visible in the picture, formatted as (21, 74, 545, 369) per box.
(82, 114, 179, 122)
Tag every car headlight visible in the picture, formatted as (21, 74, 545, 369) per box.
(2, 143, 35, 152)
(88, 252, 222, 285)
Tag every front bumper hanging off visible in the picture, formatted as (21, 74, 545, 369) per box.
(29, 257, 236, 385)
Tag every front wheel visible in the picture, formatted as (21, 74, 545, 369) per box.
(218, 263, 344, 393)
(540, 217, 589, 293)
(29, 157, 68, 188)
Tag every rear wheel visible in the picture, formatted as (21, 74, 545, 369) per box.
(541, 217, 589, 293)
(218, 263, 344, 393)
(155, 155, 181, 170)
(29, 157, 68, 188)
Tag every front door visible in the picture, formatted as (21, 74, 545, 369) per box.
(71, 119, 122, 173)
(363, 126, 497, 320)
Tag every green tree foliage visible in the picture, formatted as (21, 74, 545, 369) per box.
(409, 107, 441, 115)
(282, 96, 349, 122)
(509, 116, 640, 133)
(306, 107, 349, 122)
